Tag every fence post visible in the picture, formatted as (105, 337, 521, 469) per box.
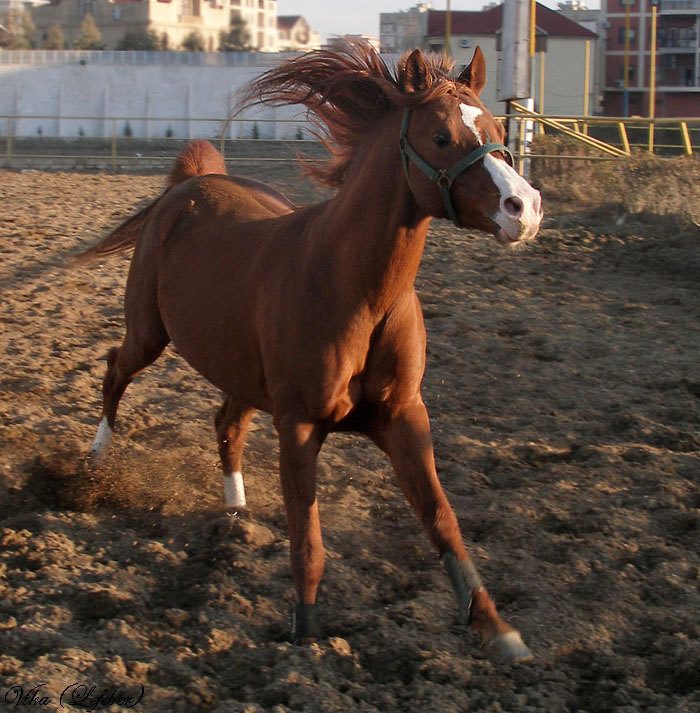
(679, 122, 693, 155)
(617, 122, 631, 155)
(7, 116, 12, 168)
(111, 118, 117, 171)
(648, 119, 655, 154)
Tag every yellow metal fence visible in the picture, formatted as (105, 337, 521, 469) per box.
(1, 112, 700, 170)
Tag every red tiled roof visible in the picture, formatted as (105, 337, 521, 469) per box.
(277, 15, 302, 29)
(427, 3, 597, 39)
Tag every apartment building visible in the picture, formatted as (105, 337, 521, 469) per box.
(425, 4, 598, 116)
(379, 3, 430, 54)
(277, 14, 320, 52)
(602, 0, 700, 115)
(31, 0, 278, 51)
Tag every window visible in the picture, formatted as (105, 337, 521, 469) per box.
(78, 0, 95, 15)
(618, 27, 636, 44)
(619, 64, 635, 81)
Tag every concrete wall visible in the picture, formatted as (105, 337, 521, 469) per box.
(0, 57, 317, 139)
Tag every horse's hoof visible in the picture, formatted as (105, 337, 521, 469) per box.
(484, 630, 533, 664)
(291, 603, 320, 644)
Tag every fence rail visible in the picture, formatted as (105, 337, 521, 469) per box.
(1, 112, 699, 171)
(0, 49, 298, 67)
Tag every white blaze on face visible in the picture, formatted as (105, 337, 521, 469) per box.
(459, 102, 542, 243)
(483, 154, 542, 244)
(460, 104, 484, 145)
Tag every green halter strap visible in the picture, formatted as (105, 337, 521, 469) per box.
(399, 108, 513, 228)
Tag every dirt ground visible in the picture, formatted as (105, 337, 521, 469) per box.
(0, 159, 699, 713)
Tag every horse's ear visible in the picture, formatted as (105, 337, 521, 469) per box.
(400, 49, 430, 94)
(457, 47, 487, 96)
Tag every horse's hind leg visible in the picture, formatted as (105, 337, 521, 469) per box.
(89, 315, 169, 462)
(215, 397, 255, 510)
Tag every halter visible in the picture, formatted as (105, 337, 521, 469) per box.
(399, 108, 513, 228)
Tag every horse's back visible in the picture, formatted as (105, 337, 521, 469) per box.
(167, 173, 294, 224)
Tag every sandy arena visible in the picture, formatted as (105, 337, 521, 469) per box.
(0, 157, 699, 713)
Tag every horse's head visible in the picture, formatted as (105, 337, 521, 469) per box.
(399, 48, 542, 246)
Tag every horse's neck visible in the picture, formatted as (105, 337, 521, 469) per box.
(317, 119, 431, 312)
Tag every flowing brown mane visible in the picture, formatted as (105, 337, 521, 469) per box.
(234, 40, 456, 187)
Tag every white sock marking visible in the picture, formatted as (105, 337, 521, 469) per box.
(224, 471, 247, 509)
(89, 416, 113, 461)
(460, 104, 484, 145)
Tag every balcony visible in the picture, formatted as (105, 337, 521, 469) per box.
(659, 38, 698, 50)
(659, 0, 699, 13)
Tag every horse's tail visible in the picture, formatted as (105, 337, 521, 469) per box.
(74, 140, 227, 265)
(167, 139, 227, 187)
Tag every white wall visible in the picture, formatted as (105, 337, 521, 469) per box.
(0, 58, 316, 139)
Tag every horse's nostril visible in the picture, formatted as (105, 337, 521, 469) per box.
(503, 196, 524, 218)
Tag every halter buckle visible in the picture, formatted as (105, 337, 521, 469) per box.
(436, 170, 452, 189)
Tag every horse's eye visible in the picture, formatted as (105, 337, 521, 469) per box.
(433, 133, 450, 148)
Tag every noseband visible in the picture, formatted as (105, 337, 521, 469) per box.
(398, 108, 513, 228)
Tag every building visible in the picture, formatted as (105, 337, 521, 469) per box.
(556, 1, 604, 112)
(277, 14, 320, 52)
(601, 0, 700, 116)
(379, 3, 430, 54)
(326, 34, 380, 52)
(30, 0, 278, 51)
(426, 4, 598, 115)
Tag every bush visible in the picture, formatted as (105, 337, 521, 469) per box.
(43, 24, 64, 50)
(219, 13, 250, 51)
(116, 30, 163, 51)
(181, 30, 205, 52)
(74, 13, 103, 50)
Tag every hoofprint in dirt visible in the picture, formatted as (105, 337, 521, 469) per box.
(1, 168, 698, 713)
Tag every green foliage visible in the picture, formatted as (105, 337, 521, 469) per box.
(116, 29, 164, 51)
(218, 12, 250, 51)
(43, 24, 64, 50)
(181, 30, 205, 52)
(74, 13, 103, 50)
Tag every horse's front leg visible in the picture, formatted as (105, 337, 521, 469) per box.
(275, 410, 328, 643)
(370, 396, 532, 664)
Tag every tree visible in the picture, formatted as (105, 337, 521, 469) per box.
(0, 8, 36, 49)
(74, 13, 103, 50)
(43, 23, 64, 50)
(19, 8, 35, 47)
(116, 29, 162, 50)
(218, 12, 250, 51)
(181, 30, 205, 51)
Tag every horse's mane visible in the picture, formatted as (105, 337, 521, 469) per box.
(233, 40, 456, 188)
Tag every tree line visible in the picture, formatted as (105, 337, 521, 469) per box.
(0, 11, 252, 51)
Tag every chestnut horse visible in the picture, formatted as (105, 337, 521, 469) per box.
(78, 43, 542, 663)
